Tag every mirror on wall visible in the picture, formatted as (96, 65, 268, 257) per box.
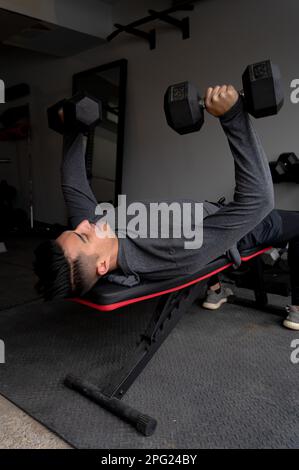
(73, 59, 127, 205)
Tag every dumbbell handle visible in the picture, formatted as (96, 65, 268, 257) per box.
(199, 98, 205, 109)
(58, 108, 64, 123)
(198, 90, 245, 110)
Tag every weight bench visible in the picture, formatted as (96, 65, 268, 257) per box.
(65, 246, 271, 437)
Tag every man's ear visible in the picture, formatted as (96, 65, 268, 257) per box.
(96, 258, 109, 277)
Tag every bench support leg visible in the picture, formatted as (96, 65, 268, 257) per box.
(65, 282, 204, 436)
(251, 257, 269, 307)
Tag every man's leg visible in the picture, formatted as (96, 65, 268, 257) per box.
(274, 211, 299, 330)
(235, 209, 299, 330)
(202, 209, 283, 310)
(203, 209, 299, 324)
(237, 209, 299, 329)
(202, 209, 284, 311)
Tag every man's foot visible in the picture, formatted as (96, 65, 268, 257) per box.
(283, 305, 299, 330)
(202, 286, 233, 310)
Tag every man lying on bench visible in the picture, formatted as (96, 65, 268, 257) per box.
(34, 85, 298, 331)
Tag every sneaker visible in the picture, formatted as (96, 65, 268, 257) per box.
(202, 287, 233, 310)
(283, 305, 299, 331)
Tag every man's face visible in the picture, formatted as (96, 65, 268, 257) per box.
(57, 220, 100, 261)
(56, 219, 111, 286)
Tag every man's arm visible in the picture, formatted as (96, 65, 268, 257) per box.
(190, 86, 274, 267)
(61, 132, 98, 228)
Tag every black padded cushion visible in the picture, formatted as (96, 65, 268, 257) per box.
(79, 247, 269, 308)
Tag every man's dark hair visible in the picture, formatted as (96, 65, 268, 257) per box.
(33, 240, 88, 300)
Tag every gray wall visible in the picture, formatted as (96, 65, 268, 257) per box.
(1, 0, 299, 225)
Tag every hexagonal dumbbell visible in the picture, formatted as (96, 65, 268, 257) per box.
(164, 60, 284, 135)
(261, 247, 281, 266)
(47, 92, 102, 135)
(270, 152, 299, 183)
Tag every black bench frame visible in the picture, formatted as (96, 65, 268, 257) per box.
(65, 247, 273, 436)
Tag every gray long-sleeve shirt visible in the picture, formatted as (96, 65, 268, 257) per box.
(61, 97, 274, 286)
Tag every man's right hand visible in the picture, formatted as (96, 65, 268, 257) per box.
(205, 85, 239, 117)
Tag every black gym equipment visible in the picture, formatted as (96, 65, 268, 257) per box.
(107, 0, 196, 50)
(65, 246, 273, 436)
(229, 251, 291, 302)
(270, 152, 299, 183)
(164, 60, 284, 135)
(261, 247, 281, 266)
(47, 92, 102, 135)
(47, 92, 102, 185)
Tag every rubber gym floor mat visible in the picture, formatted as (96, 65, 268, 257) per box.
(0, 298, 298, 448)
(0, 262, 40, 310)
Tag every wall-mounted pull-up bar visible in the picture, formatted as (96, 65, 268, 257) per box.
(107, 0, 198, 50)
